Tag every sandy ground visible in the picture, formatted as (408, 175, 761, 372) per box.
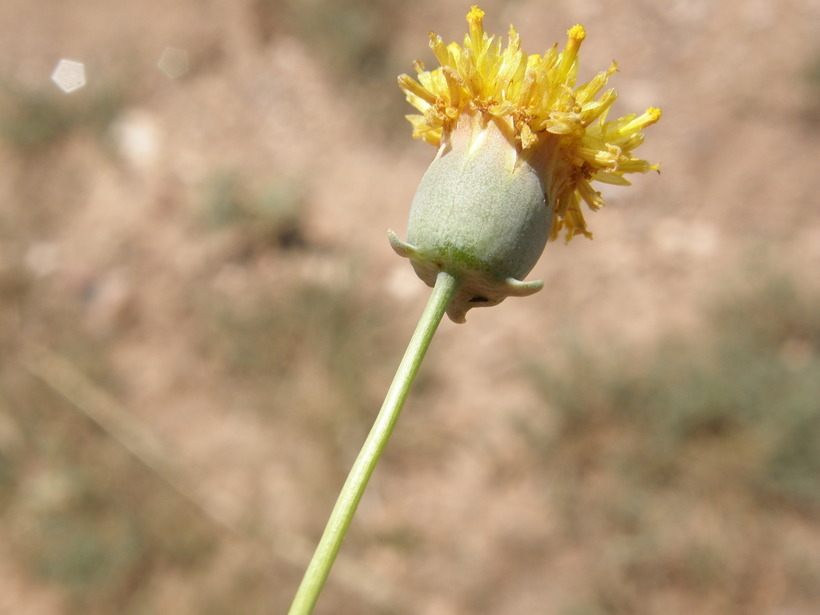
(1, 0, 819, 613)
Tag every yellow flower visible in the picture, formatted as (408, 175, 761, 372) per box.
(390, 6, 661, 322)
(398, 5, 661, 242)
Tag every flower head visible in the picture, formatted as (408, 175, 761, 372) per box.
(399, 5, 660, 241)
(390, 6, 661, 322)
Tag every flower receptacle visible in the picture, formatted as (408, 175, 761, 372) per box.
(390, 115, 550, 323)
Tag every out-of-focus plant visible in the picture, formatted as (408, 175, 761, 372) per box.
(0, 81, 122, 154)
(517, 269, 820, 614)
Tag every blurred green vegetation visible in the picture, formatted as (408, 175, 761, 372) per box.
(529, 273, 820, 510)
(0, 77, 398, 604)
(281, 0, 401, 80)
(0, 332, 217, 615)
(252, 0, 411, 138)
(803, 50, 820, 125)
(0, 266, 395, 614)
(522, 270, 820, 614)
(0, 80, 123, 155)
(201, 170, 308, 257)
(202, 273, 397, 488)
(0, 188, 397, 614)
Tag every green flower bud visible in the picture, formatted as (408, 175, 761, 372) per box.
(389, 116, 549, 323)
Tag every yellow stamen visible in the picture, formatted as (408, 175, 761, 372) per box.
(397, 6, 661, 241)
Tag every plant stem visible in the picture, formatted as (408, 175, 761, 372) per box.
(288, 270, 460, 615)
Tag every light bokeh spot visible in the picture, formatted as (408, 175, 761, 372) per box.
(109, 109, 161, 169)
(158, 47, 189, 79)
(50, 59, 86, 93)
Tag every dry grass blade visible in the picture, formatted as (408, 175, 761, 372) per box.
(19, 343, 404, 611)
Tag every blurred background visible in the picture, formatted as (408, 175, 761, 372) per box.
(1, 1, 819, 614)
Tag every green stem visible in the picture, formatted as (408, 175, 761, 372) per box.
(288, 270, 460, 615)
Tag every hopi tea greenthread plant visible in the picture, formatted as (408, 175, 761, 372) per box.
(289, 6, 661, 613)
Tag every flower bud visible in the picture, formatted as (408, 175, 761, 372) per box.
(389, 115, 549, 322)
(393, 6, 661, 323)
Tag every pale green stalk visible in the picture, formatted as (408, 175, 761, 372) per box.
(288, 270, 460, 615)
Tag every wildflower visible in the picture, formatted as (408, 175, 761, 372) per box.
(390, 5, 661, 322)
